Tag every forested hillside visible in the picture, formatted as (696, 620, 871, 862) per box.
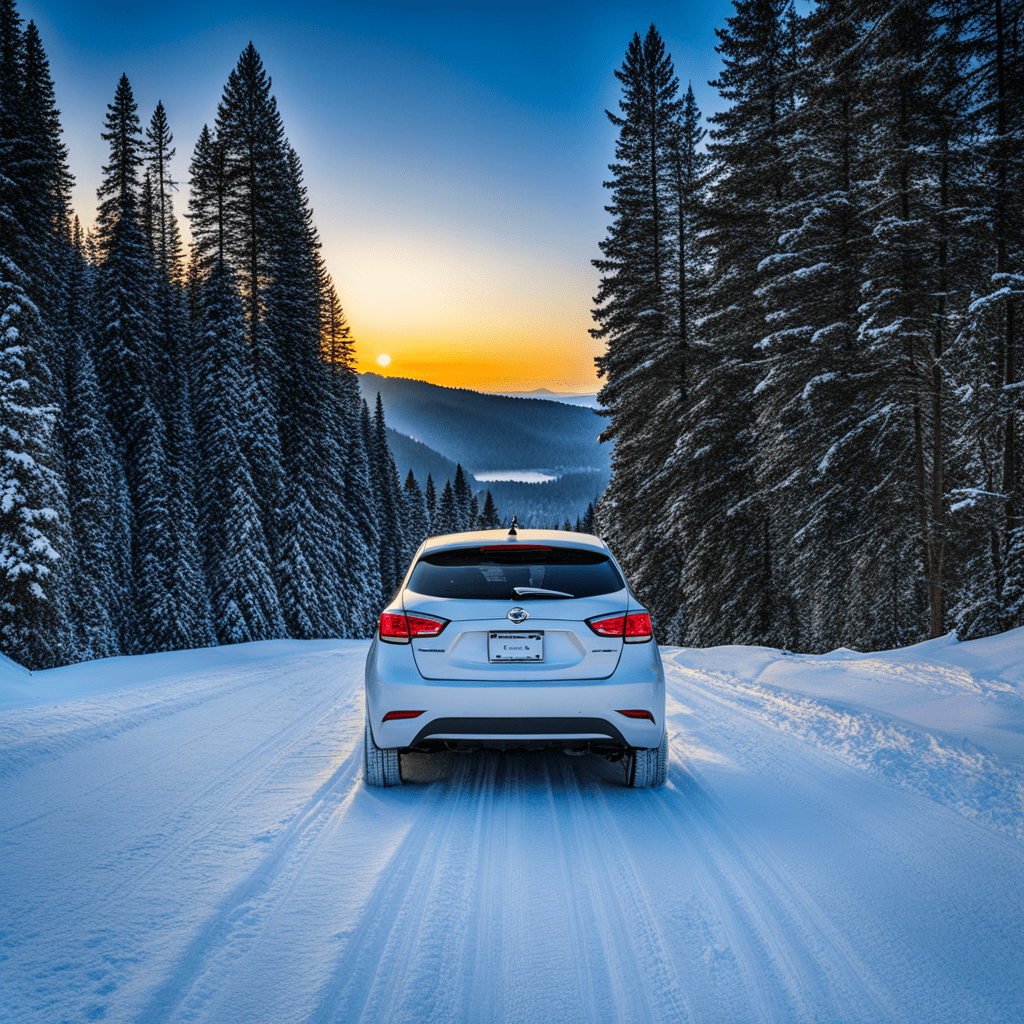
(359, 373, 609, 474)
(593, 2, 1024, 652)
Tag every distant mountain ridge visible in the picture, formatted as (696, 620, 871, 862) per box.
(483, 388, 601, 409)
(358, 374, 609, 476)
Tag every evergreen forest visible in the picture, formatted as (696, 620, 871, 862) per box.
(6, 0, 1023, 668)
(0, 1, 511, 669)
(593, 1, 1024, 651)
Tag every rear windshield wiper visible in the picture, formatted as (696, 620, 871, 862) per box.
(512, 587, 575, 599)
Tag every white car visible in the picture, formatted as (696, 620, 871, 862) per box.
(363, 525, 667, 788)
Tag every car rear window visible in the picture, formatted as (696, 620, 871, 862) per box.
(407, 546, 625, 600)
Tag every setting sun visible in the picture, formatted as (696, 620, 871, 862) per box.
(376, 354, 391, 368)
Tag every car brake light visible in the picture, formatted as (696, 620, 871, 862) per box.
(586, 611, 653, 642)
(382, 710, 426, 722)
(378, 612, 448, 643)
(616, 709, 656, 723)
(587, 613, 626, 636)
(623, 612, 652, 643)
(406, 613, 447, 637)
(379, 612, 410, 641)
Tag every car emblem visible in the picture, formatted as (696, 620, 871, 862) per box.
(507, 607, 529, 624)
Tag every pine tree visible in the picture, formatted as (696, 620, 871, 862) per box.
(750, 0, 870, 649)
(335, 377, 380, 633)
(264, 144, 344, 636)
(213, 44, 286, 558)
(592, 27, 682, 606)
(193, 259, 285, 642)
(62, 218, 119, 661)
(0, 5, 68, 667)
(93, 73, 188, 652)
(437, 480, 458, 536)
(668, 0, 793, 646)
(0, 259, 63, 668)
(849, 1, 967, 644)
(453, 464, 472, 531)
(402, 470, 429, 564)
(146, 101, 211, 647)
(368, 394, 406, 597)
(425, 473, 437, 534)
(479, 490, 500, 529)
(582, 501, 595, 534)
(320, 275, 354, 369)
(952, 0, 1024, 636)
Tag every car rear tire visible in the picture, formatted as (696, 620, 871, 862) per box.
(364, 718, 403, 787)
(627, 730, 668, 789)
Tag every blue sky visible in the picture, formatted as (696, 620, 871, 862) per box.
(21, 0, 742, 390)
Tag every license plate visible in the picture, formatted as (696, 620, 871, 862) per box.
(488, 631, 544, 662)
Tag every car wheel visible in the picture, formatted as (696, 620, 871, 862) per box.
(364, 717, 403, 787)
(627, 730, 668, 789)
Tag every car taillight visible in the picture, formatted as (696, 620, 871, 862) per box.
(623, 612, 652, 642)
(378, 611, 448, 644)
(382, 710, 426, 722)
(586, 611, 653, 643)
(407, 613, 447, 637)
(587, 613, 627, 637)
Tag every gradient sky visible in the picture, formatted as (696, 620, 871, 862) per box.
(20, 0, 743, 392)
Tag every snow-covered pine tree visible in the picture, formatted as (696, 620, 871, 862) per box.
(334, 377, 380, 633)
(437, 479, 458, 535)
(264, 144, 344, 637)
(635, 81, 711, 641)
(453, 464, 472, 531)
(368, 393, 406, 598)
(18, 16, 80, 658)
(93, 73, 188, 653)
(312, 251, 379, 636)
(188, 122, 285, 642)
(213, 44, 286, 562)
(669, 0, 793, 647)
(145, 100, 211, 647)
(591, 25, 682, 635)
(0, 4, 68, 667)
(950, 0, 1024, 636)
(750, 0, 872, 650)
(479, 490, 500, 529)
(402, 470, 428, 565)
(850, 1, 968, 645)
(62, 219, 120, 660)
(425, 473, 437, 534)
(0, 260, 63, 668)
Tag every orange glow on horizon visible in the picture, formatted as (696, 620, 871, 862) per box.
(352, 335, 601, 393)
(329, 222, 604, 395)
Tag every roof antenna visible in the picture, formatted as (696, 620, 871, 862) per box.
(508, 513, 518, 537)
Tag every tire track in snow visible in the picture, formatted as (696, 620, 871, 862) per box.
(551, 756, 692, 1023)
(25, 651, 364, 1024)
(134, 739, 365, 1024)
(306, 755, 496, 1024)
(1, 654, 358, 914)
(652, 752, 892, 1023)
(97, 659, 363, 902)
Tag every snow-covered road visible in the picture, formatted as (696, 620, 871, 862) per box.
(2, 634, 1023, 1023)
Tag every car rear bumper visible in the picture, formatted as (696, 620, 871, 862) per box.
(365, 635, 665, 749)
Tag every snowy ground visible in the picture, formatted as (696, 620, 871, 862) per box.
(2, 631, 1023, 1023)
